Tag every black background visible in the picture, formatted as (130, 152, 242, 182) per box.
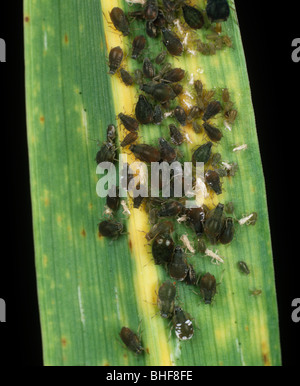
(0, 1, 299, 367)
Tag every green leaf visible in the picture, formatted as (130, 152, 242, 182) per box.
(24, 0, 281, 366)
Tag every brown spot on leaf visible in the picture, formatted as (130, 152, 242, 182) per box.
(98, 231, 102, 240)
(129, 239, 132, 251)
(262, 341, 271, 366)
(103, 362, 110, 366)
(25, 16, 30, 23)
(40, 116, 45, 123)
(64, 34, 69, 44)
(81, 229, 86, 237)
(61, 337, 67, 347)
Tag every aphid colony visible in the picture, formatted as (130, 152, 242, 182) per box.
(96, 0, 256, 354)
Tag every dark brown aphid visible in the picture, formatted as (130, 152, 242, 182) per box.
(153, 105, 164, 125)
(141, 83, 176, 104)
(130, 144, 161, 163)
(225, 201, 234, 214)
(161, 28, 183, 56)
(144, 0, 159, 21)
(120, 327, 144, 355)
(219, 217, 234, 244)
(98, 219, 123, 239)
(146, 220, 174, 241)
(197, 238, 207, 254)
(225, 109, 238, 124)
(203, 100, 222, 121)
(211, 152, 222, 168)
(120, 132, 138, 147)
(186, 206, 207, 237)
(206, 0, 230, 23)
(157, 281, 176, 318)
(168, 246, 189, 281)
(187, 106, 202, 123)
(109, 7, 130, 36)
(204, 203, 224, 244)
(155, 51, 167, 65)
(192, 141, 213, 165)
(142, 57, 156, 79)
(159, 138, 177, 163)
(171, 83, 183, 98)
(203, 122, 223, 142)
(192, 120, 202, 134)
(157, 200, 184, 218)
(182, 4, 204, 29)
(152, 233, 175, 265)
(95, 142, 116, 165)
(205, 169, 222, 195)
(118, 113, 139, 132)
(174, 106, 187, 126)
(108, 46, 123, 75)
(146, 21, 159, 38)
(172, 306, 194, 340)
(162, 68, 185, 83)
(134, 69, 144, 86)
(153, 9, 167, 28)
(132, 35, 147, 59)
(106, 186, 120, 212)
(199, 272, 217, 304)
(106, 124, 117, 143)
(185, 264, 197, 286)
(120, 68, 134, 86)
(169, 124, 184, 146)
(238, 261, 250, 275)
(135, 95, 154, 124)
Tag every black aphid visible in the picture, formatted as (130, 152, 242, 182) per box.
(120, 68, 134, 86)
(134, 69, 144, 86)
(120, 132, 138, 147)
(146, 21, 159, 38)
(118, 113, 139, 132)
(199, 272, 217, 304)
(130, 144, 161, 163)
(174, 106, 187, 126)
(146, 220, 174, 241)
(157, 200, 184, 218)
(182, 4, 204, 29)
(206, 0, 230, 23)
(159, 138, 177, 163)
(109, 7, 130, 36)
(153, 105, 164, 125)
(132, 35, 147, 59)
(95, 142, 116, 164)
(155, 51, 167, 65)
(185, 264, 197, 286)
(162, 68, 185, 83)
(161, 28, 183, 56)
(204, 203, 224, 244)
(238, 261, 250, 275)
(106, 124, 117, 143)
(202, 100, 222, 121)
(157, 281, 176, 319)
(98, 219, 123, 239)
(144, 0, 159, 21)
(187, 106, 202, 123)
(169, 124, 184, 146)
(203, 122, 223, 142)
(205, 169, 222, 195)
(106, 186, 120, 212)
(120, 327, 144, 355)
(219, 217, 234, 244)
(192, 141, 213, 165)
(108, 46, 123, 75)
(152, 233, 175, 265)
(172, 306, 194, 341)
(186, 206, 207, 237)
(141, 83, 176, 104)
(171, 83, 183, 97)
(142, 57, 156, 79)
(168, 246, 189, 281)
(135, 95, 154, 124)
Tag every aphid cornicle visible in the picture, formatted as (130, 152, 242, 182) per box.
(108, 46, 124, 75)
(98, 219, 123, 239)
(206, 0, 230, 23)
(120, 68, 134, 86)
(203, 122, 223, 142)
(172, 306, 194, 341)
(238, 261, 250, 275)
(131, 35, 147, 60)
(192, 141, 213, 165)
(204, 203, 224, 244)
(109, 7, 130, 36)
(199, 272, 217, 304)
(159, 138, 177, 163)
(157, 281, 176, 319)
(152, 233, 175, 265)
(161, 28, 183, 56)
(182, 4, 204, 29)
(202, 100, 222, 121)
(168, 246, 189, 281)
(219, 217, 234, 244)
(120, 327, 144, 355)
(205, 169, 222, 195)
(169, 124, 184, 146)
(130, 144, 161, 163)
(135, 95, 154, 124)
(118, 113, 139, 132)
(174, 106, 187, 126)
